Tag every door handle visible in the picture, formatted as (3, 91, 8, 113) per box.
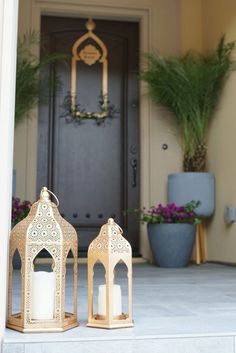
(130, 158, 137, 188)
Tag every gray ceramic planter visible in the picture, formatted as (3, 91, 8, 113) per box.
(168, 172, 215, 218)
(148, 223, 196, 268)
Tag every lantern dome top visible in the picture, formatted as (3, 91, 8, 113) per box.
(88, 218, 131, 255)
(10, 187, 77, 246)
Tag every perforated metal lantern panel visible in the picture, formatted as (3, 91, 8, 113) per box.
(87, 218, 133, 329)
(7, 187, 78, 333)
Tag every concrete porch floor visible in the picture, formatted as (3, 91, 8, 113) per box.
(3, 263, 236, 353)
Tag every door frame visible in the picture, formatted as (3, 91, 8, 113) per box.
(26, 0, 152, 259)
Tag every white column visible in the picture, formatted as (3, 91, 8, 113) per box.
(0, 0, 19, 341)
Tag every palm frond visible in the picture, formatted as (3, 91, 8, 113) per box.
(15, 31, 67, 124)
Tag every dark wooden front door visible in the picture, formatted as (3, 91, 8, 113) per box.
(37, 16, 140, 255)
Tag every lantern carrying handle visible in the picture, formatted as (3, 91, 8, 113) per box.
(117, 224, 123, 234)
(47, 189, 60, 207)
(108, 218, 123, 234)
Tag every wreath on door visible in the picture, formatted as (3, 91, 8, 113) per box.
(61, 18, 118, 125)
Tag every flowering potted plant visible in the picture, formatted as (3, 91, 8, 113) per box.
(12, 197, 31, 226)
(139, 201, 200, 268)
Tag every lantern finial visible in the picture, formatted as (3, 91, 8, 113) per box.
(40, 187, 50, 202)
(85, 18, 96, 31)
(107, 218, 115, 225)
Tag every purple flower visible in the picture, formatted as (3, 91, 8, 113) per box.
(139, 200, 200, 225)
(12, 197, 32, 225)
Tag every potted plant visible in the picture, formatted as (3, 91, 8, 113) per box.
(15, 32, 63, 124)
(140, 36, 236, 217)
(13, 32, 64, 195)
(138, 201, 200, 267)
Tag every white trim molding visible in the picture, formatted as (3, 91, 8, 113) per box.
(0, 0, 19, 343)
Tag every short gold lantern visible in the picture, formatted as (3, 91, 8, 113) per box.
(7, 187, 78, 333)
(87, 218, 133, 329)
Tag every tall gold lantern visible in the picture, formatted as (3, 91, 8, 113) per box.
(87, 218, 133, 329)
(7, 187, 78, 333)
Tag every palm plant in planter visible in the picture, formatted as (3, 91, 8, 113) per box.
(13, 33, 63, 198)
(140, 36, 235, 171)
(15, 32, 63, 124)
(14, 33, 63, 188)
(140, 36, 236, 217)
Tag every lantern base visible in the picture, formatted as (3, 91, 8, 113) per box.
(7, 322, 79, 333)
(87, 313, 134, 329)
(87, 322, 134, 329)
(7, 312, 79, 333)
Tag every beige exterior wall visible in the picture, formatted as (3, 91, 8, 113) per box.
(179, 0, 236, 263)
(16, 0, 236, 262)
(180, 0, 203, 53)
(15, 0, 182, 259)
(201, 0, 236, 262)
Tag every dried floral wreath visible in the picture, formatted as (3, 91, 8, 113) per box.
(61, 92, 119, 125)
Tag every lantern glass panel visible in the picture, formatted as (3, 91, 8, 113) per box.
(113, 260, 129, 316)
(33, 248, 54, 272)
(12, 249, 22, 315)
(65, 249, 75, 314)
(12, 248, 21, 270)
(31, 249, 56, 321)
(92, 260, 106, 317)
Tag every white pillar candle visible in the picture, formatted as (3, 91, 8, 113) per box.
(31, 271, 55, 320)
(98, 284, 122, 317)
